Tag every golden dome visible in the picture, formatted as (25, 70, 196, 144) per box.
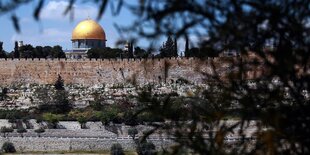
(72, 19, 106, 40)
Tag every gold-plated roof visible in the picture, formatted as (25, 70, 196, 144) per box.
(72, 19, 106, 40)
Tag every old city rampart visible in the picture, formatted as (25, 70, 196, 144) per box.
(0, 57, 251, 86)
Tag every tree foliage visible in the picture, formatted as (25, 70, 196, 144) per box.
(0, 126, 13, 137)
(127, 41, 134, 58)
(136, 141, 156, 155)
(128, 127, 138, 139)
(185, 47, 218, 58)
(134, 47, 150, 58)
(17, 127, 27, 137)
(121, 1, 309, 154)
(0, 41, 7, 58)
(0, 87, 8, 101)
(110, 143, 125, 155)
(34, 127, 45, 137)
(77, 116, 87, 129)
(17, 45, 66, 59)
(13, 41, 19, 58)
(1, 142, 16, 153)
(87, 47, 123, 59)
(159, 36, 177, 57)
(54, 75, 65, 90)
(98, 105, 120, 125)
(34, 76, 72, 114)
(42, 113, 62, 129)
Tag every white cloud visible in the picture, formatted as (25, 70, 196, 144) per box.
(11, 28, 71, 49)
(20, 17, 32, 23)
(41, 0, 97, 21)
(43, 28, 69, 38)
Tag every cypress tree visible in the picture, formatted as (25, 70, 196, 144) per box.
(160, 36, 174, 57)
(13, 41, 19, 58)
(0, 42, 6, 58)
(174, 37, 178, 57)
(0, 42, 3, 51)
(128, 41, 134, 58)
(184, 36, 189, 57)
(54, 75, 64, 90)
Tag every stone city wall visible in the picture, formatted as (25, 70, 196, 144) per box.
(0, 58, 243, 86)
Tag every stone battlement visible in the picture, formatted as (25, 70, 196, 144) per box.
(0, 57, 225, 62)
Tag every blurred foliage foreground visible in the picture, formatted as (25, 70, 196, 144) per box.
(0, 0, 309, 154)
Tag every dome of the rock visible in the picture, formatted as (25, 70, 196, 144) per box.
(72, 19, 106, 40)
(66, 19, 107, 59)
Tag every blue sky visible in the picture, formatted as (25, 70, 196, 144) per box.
(0, 0, 196, 54)
(0, 0, 139, 52)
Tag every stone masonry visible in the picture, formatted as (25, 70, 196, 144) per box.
(0, 57, 247, 86)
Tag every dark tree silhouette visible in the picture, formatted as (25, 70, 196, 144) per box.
(159, 36, 176, 57)
(128, 41, 134, 58)
(13, 44, 65, 58)
(13, 41, 19, 58)
(134, 47, 149, 58)
(184, 36, 190, 57)
(51, 45, 66, 58)
(110, 143, 125, 155)
(174, 37, 178, 57)
(87, 47, 123, 59)
(118, 1, 309, 154)
(36, 75, 72, 114)
(54, 75, 64, 90)
(19, 44, 34, 58)
(0, 41, 7, 58)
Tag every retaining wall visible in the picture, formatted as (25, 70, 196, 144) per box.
(0, 137, 172, 152)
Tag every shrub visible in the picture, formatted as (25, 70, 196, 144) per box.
(137, 112, 164, 123)
(136, 141, 156, 155)
(52, 90, 72, 114)
(0, 126, 13, 137)
(34, 128, 45, 137)
(77, 116, 87, 129)
(34, 128, 45, 133)
(176, 77, 190, 84)
(90, 100, 103, 110)
(99, 106, 119, 125)
(42, 113, 63, 128)
(54, 75, 64, 90)
(110, 143, 125, 155)
(36, 117, 43, 123)
(128, 127, 138, 139)
(6, 111, 20, 123)
(1, 142, 16, 153)
(17, 127, 27, 132)
(17, 127, 27, 137)
(0, 126, 13, 133)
